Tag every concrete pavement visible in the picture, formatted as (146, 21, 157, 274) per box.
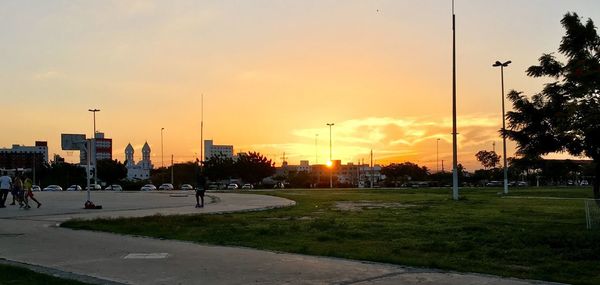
(0, 191, 562, 285)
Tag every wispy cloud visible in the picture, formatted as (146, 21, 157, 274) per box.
(248, 115, 505, 169)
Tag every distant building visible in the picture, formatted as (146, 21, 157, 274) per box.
(125, 142, 153, 180)
(0, 141, 48, 170)
(274, 159, 384, 187)
(80, 132, 113, 165)
(204, 140, 234, 160)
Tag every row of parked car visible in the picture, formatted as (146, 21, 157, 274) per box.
(41, 184, 124, 191)
(39, 182, 259, 192)
(140, 183, 195, 191)
(207, 183, 254, 190)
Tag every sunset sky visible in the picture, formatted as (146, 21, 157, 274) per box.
(1, 0, 599, 171)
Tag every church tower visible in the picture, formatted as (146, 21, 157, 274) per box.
(142, 141, 152, 169)
(125, 143, 134, 166)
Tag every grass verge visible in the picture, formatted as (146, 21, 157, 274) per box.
(63, 187, 600, 285)
(0, 263, 89, 285)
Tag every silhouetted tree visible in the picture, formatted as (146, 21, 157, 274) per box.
(235, 152, 275, 184)
(203, 155, 236, 181)
(38, 162, 86, 188)
(381, 162, 429, 186)
(505, 13, 600, 199)
(475, 150, 501, 170)
(97, 159, 127, 184)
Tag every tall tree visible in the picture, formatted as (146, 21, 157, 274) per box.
(97, 159, 127, 184)
(505, 13, 600, 199)
(475, 150, 501, 170)
(203, 155, 236, 181)
(235, 152, 275, 184)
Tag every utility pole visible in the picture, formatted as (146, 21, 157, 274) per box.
(492, 141, 496, 153)
(161, 128, 165, 168)
(315, 134, 318, 164)
(451, 0, 459, 200)
(326, 123, 334, 188)
(201, 94, 204, 162)
(171, 154, 174, 184)
(436, 138, 440, 173)
(370, 150, 374, 188)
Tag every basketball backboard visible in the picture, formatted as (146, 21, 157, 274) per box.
(61, 134, 87, 150)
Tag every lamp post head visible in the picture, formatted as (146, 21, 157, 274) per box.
(88, 109, 100, 112)
(493, 60, 511, 67)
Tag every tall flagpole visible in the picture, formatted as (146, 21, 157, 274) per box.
(452, 0, 459, 200)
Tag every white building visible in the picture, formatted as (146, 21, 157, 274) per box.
(125, 142, 153, 180)
(204, 140, 234, 160)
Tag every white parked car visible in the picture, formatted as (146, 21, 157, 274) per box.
(159, 183, 174, 190)
(43, 185, 63, 191)
(105, 184, 123, 191)
(181, 184, 194, 191)
(241, 184, 253, 189)
(141, 184, 157, 191)
(66, 185, 82, 191)
(227, 183, 239, 190)
(31, 185, 41, 192)
(85, 184, 102, 191)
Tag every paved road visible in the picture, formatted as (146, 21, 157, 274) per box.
(0, 191, 562, 285)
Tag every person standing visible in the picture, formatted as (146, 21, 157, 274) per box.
(23, 175, 40, 209)
(0, 171, 12, 208)
(12, 174, 24, 207)
(195, 170, 206, 208)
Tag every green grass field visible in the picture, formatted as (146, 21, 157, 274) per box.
(0, 263, 89, 285)
(63, 187, 600, 285)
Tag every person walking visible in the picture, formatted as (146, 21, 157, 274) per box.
(0, 171, 12, 208)
(23, 175, 40, 209)
(195, 170, 206, 208)
(12, 174, 24, 208)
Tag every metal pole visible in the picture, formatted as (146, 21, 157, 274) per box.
(315, 134, 318, 164)
(200, 94, 204, 164)
(88, 109, 100, 187)
(370, 150, 374, 188)
(501, 65, 509, 194)
(93, 112, 97, 185)
(86, 140, 91, 202)
(171, 154, 174, 184)
(327, 123, 334, 188)
(451, 0, 459, 200)
(493, 60, 511, 194)
(436, 138, 440, 173)
(161, 128, 164, 168)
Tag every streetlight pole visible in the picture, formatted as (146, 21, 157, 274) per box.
(436, 138, 440, 173)
(451, 0, 459, 200)
(200, 94, 204, 165)
(88, 109, 100, 186)
(161, 128, 165, 168)
(493, 60, 511, 195)
(326, 123, 334, 188)
(315, 134, 318, 164)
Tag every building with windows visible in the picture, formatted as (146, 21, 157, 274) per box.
(125, 142, 153, 180)
(274, 159, 384, 187)
(0, 141, 48, 170)
(204, 140, 234, 160)
(80, 132, 113, 164)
